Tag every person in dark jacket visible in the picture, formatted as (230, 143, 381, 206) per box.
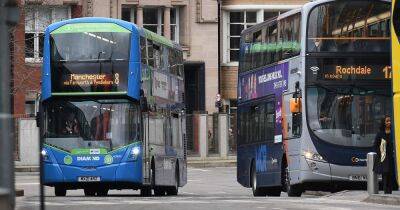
(374, 116, 397, 194)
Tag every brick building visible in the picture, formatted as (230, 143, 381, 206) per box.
(11, 0, 84, 117)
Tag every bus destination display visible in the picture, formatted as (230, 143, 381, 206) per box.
(51, 62, 128, 93)
(307, 57, 391, 82)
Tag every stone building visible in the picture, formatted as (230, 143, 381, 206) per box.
(12, 0, 309, 164)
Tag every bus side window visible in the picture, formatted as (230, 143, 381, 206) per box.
(140, 36, 147, 65)
(265, 101, 275, 142)
(147, 39, 154, 67)
(268, 23, 278, 63)
(153, 43, 161, 69)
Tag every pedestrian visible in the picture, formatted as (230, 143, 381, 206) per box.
(373, 115, 397, 194)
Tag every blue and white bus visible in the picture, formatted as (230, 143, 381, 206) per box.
(38, 17, 187, 196)
(237, 0, 391, 197)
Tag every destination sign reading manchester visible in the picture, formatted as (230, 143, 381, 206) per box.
(63, 73, 119, 87)
(307, 57, 391, 82)
(51, 62, 128, 93)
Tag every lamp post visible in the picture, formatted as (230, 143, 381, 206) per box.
(217, 0, 221, 112)
(0, 1, 19, 210)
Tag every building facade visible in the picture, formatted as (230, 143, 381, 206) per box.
(12, 0, 309, 163)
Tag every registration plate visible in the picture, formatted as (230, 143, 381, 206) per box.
(78, 176, 101, 182)
(349, 175, 367, 181)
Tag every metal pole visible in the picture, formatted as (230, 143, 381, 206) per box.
(217, 0, 221, 97)
(367, 152, 378, 195)
(0, 1, 19, 210)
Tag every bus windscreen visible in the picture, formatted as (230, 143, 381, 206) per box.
(307, 1, 391, 53)
(50, 28, 131, 93)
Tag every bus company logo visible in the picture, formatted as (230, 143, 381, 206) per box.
(104, 155, 113, 165)
(351, 157, 366, 163)
(90, 149, 100, 155)
(310, 66, 319, 75)
(64, 155, 73, 165)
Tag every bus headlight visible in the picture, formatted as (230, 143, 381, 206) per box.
(128, 146, 140, 161)
(132, 147, 140, 156)
(303, 151, 325, 162)
(41, 149, 51, 162)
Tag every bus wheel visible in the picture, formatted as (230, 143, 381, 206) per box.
(166, 167, 179, 196)
(266, 187, 281, 197)
(154, 187, 166, 196)
(84, 188, 96, 196)
(283, 165, 302, 197)
(97, 188, 109, 196)
(55, 186, 66, 196)
(140, 187, 152, 197)
(251, 163, 267, 196)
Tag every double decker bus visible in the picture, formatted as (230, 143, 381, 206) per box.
(38, 17, 187, 196)
(392, 0, 400, 184)
(237, 0, 391, 197)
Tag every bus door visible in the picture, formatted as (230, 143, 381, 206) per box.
(282, 89, 302, 174)
(142, 112, 151, 185)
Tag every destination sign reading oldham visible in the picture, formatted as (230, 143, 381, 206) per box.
(307, 57, 391, 82)
(51, 62, 128, 93)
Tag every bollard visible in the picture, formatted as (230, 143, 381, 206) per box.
(367, 152, 378, 195)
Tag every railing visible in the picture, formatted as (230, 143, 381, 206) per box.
(185, 113, 237, 159)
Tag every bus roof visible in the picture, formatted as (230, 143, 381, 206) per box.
(46, 17, 180, 50)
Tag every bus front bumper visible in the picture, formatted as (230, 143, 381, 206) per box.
(43, 162, 143, 189)
(298, 156, 368, 191)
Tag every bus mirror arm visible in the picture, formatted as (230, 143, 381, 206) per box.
(35, 112, 41, 128)
(140, 96, 149, 112)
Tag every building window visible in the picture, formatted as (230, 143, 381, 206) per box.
(25, 6, 70, 62)
(121, 6, 136, 23)
(25, 100, 35, 117)
(264, 11, 281, 21)
(143, 8, 164, 35)
(170, 8, 179, 43)
(228, 11, 257, 62)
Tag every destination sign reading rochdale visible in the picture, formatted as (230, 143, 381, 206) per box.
(307, 57, 391, 82)
(51, 62, 128, 93)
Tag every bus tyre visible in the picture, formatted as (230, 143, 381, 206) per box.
(154, 187, 165, 196)
(251, 163, 267, 197)
(84, 188, 96, 196)
(140, 187, 152, 197)
(55, 186, 66, 196)
(166, 167, 179, 196)
(266, 187, 281, 197)
(97, 188, 109, 196)
(283, 166, 302, 197)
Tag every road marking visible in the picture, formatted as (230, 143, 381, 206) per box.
(188, 168, 210, 172)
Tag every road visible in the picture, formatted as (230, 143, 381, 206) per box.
(15, 167, 398, 210)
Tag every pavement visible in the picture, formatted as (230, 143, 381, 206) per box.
(364, 191, 400, 206)
(14, 167, 400, 210)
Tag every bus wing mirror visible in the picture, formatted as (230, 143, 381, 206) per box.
(290, 98, 302, 113)
(36, 112, 41, 128)
(140, 96, 149, 112)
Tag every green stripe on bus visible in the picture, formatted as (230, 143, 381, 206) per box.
(52, 92, 127, 96)
(43, 141, 141, 155)
(144, 28, 174, 47)
(51, 23, 131, 34)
